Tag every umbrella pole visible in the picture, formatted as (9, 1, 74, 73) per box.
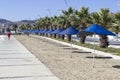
(93, 33, 95, 67)
(93, 33, 96, 80)
(54, 34, 59, 52)
(70, 40, 73, 58)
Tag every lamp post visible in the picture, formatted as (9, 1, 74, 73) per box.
(37, 14, 41, 19)
(46, 9, 52, 17)
(63, 0, 68, 7)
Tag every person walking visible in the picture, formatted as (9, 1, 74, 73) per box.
(7, 32, 11, 40)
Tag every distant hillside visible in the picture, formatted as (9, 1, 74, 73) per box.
(15, 20, 36, 25)
(20, 20, 36, 23)
(0, 19, 13, 25)
(0, 19, 36, 27)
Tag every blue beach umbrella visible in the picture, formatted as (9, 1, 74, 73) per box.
(41, 29, 49, 34)
(46, 29, 54, 34)
(30, 30, 37, 34)
(85, 24, 115, 36)
(24, 30, 27, 33)
(35, 30, 39, 33)
(58, 27, 78, 41)
(59, 27, 79, 35)
(52, 29, 64, 34)
(26, 30, 31, 33)
(84, 24, 116, 69)
(38, 29, 44, 34)
(59, 27, 79, 58)
(38, 29, 44, 33)
(49, 30, 55, 34)
(27, 30, 32, 33)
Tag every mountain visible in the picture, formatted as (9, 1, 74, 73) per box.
(20, 20, 36, 23)
(0, 19, 13, 25)
(0, 19, 36, 27)
(14, 20, 36, 25)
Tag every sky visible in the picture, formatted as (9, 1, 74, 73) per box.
(0, 0, 119, 21)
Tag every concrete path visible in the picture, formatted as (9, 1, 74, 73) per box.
(0, 35, 59, 80)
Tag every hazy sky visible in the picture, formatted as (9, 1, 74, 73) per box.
(0, 0, 119, 21)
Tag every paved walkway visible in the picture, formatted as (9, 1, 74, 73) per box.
(0, 35, 59, 80)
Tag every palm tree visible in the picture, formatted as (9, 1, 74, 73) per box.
(55, 15, 66, 39)
(34, 18, 44, 30)
(109, 12, 120, 40)
(44, 16, 50, 29)
(74, 7, 89, 44)
(62, 7, 74, 28)
(26, 23, 32, 30)
(34, 21, 40, 30)
(90, 12, 100, 24)
(61, 7, 75, 41)
(36, 17, 50, 36)
(90, 8, 112, 48)
(13, 24, 18, 34)
(50, 16, 59, 38)
(20, 24, 26, 30)
(112, 12, 120, 34)
(98, 8, 112, 48)
(49, 16, 57, 37)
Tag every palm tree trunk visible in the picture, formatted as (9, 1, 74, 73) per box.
(15, 29, 17, 34)
(46, 34, 48, 37)
(99, 35, 109, 48)
(50, 34, 52, 37)
(67, 34, 71, 42)
(79, 36, 86, 44)
(53, 34, 56, 38)
(58, 35, 61, 39)
(79, 23, 87, 44)
(40, 33, 42, 36)
(61, 35, 65, 40)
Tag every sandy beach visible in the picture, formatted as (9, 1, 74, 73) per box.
(14, 35, 120, 80)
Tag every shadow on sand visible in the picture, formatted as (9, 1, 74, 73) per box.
(112, 65, 120, 69)
(72, 51, 92, 53)
(86, 56, 112, 59)
(62, 47, 79, 50)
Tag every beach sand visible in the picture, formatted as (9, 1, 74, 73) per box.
(15, 35, 120, 80)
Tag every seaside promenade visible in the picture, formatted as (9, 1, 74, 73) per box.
(0, 35, 59, 80)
